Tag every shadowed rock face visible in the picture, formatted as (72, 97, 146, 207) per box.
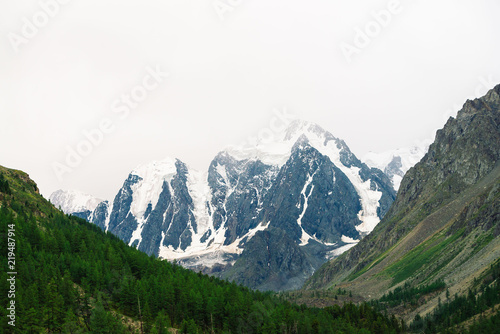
(208, 153, 279, 246)
(91, 201, 109, 230)
(59, 121, 397, 291)
(305, 85, 500, 310)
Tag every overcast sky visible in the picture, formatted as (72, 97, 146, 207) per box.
(1, 0, 499, 201)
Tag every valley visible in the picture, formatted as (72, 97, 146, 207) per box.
(2, 84, 500, 333)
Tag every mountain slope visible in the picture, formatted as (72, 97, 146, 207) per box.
(305, 84, 500, 320)
(0, 164, 402, 333)
(53, 120, 396, 291)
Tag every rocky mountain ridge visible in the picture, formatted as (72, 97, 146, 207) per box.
(305, 84, 500, 320)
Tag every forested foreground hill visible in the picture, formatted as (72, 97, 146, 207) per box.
(0, 165, 402, 333)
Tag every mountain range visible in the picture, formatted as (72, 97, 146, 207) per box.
(0, 163, 401, 333)
(4, 82, 500, 332)
(51, 120, 398, 291)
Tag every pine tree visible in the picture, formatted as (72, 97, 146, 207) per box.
(44, 278, 65, 333)
(153, 311, 171, 334)
(89, 299, 126, 334)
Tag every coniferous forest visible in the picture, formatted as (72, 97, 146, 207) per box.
(0, 168, 403, 333)
(409, 260, 500, 333)
(366, 262, 500, 333)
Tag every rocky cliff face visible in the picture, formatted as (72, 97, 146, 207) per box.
(52, 120, 396, 291)
(305, 85, 500, 316)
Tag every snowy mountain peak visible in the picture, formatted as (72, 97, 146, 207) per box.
(49, 189, 103, 214)
(131, 157, 178, 179)
(224, 119, 343, 167)
(292, 134, 310, 150)
(284, 120, 336, 144)
(363, 139, 432, 190)
(129, 157, 186, 218)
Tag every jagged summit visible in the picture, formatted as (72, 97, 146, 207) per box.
(284, 119, 336, 143)
(224, 119, 354, 167)
(458, 84, 500, 120)
(131, 157, 179, 179)
(127, 157, 183, 218)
